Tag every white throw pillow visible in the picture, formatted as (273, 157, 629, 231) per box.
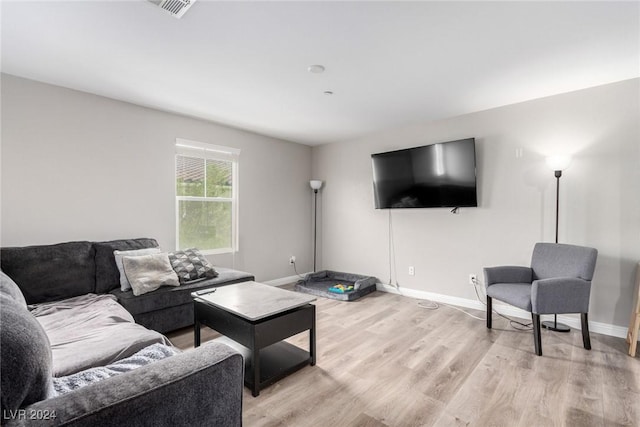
(122, 253, 180, 297)
(114, 248, 161, 291)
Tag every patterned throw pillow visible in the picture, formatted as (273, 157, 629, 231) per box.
(168, 248, 218, 283)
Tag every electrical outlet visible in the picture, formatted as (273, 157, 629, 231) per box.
(409, 266, 415, 276)
(469, 274, 477, 286)
(289, 256, 296, 265)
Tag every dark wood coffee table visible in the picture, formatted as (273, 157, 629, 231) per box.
(192, 281, 316, 397)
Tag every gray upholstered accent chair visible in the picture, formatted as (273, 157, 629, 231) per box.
(484, 242, 598, 356)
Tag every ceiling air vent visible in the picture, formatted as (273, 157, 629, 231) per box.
(148, 0, 196, 19)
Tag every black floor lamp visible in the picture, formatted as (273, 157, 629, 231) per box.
(310, 180, 323, 272)
(543, 156, 572, 333)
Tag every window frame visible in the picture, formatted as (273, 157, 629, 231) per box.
(175, 138, 240, 255)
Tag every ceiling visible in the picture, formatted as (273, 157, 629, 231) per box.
(2, 1, 638, 146)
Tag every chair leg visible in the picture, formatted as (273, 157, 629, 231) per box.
(581, 313, 591, 350)
(486, 296, 492, 329)
(532, 313, 542, 356)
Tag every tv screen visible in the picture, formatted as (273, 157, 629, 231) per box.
(371, 138, 477, 209)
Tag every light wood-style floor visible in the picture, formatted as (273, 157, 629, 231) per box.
(167, 288, 640, 426)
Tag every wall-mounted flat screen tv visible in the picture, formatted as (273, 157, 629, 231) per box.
(371, 138, 477, 209)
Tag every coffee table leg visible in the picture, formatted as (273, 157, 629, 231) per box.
(252, 346, 260, 397)
(310, 305, 316, 366)
(194, 318, 201, 347)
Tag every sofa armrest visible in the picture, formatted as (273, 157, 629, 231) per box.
(483, 266, 532, 287)
(531, 277, 591, 315)
(6, 342, 243, 427)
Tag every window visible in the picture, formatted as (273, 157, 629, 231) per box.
(175, 139, 239, 254)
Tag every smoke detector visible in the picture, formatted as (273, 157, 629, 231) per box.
(148, 0, 196, 19)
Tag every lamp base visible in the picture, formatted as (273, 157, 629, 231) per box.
(542, 320, 570, 333)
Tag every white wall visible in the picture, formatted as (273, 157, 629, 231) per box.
(1, 74, 313, 281)
(312, 78, 640, 328)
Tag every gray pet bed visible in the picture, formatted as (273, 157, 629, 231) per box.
(295, 270, 377, 301)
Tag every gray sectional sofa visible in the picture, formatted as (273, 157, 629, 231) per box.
(0, 238, 254, 426)
(0, 238, 255, 333)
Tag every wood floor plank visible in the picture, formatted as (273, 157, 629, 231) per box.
(166, 287, 640, 427)
(436, 350, 506, 425)
(560, 331, 605, 427)
(422, 321, 496, 404)
(602, 387, 640, 426)
(472, 360, 536, 427)
(600, 335, 640, 394)
(349, 413, 390, 427)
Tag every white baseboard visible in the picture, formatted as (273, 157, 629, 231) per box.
(261, 277, 628, 339)
(263, 275, 303, 287)
(376, 283, 629, 340)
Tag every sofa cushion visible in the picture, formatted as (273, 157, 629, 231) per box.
(112, 267, 254, 316)
(486, 282, 533, 312)
(1, 270, 27, 307)
(123, 253, 180, 296)
(0, 295, 54, 412)
(0, 241, 95, 304)
(31, 293, 172, 376)
(94, 238, 159, 294)
(132, 303, 195, 334)
(168, 248, 218, 284)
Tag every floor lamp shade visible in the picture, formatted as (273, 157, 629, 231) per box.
(545, 156, 572, 172)
(310, 180, 323, 191)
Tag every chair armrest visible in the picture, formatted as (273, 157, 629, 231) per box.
(483, 266, 532, 287)
(7, 342, 243, 427)
(531, 277, 591, 314)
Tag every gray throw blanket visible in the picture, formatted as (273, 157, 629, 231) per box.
(53, 343, 179, 395)
(31, 293, 172, 376)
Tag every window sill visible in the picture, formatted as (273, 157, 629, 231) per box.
(195, 248, 235, 256)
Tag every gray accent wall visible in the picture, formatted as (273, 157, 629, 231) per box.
(312, 78, 640, 328)
(1, 74, 313, 282)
